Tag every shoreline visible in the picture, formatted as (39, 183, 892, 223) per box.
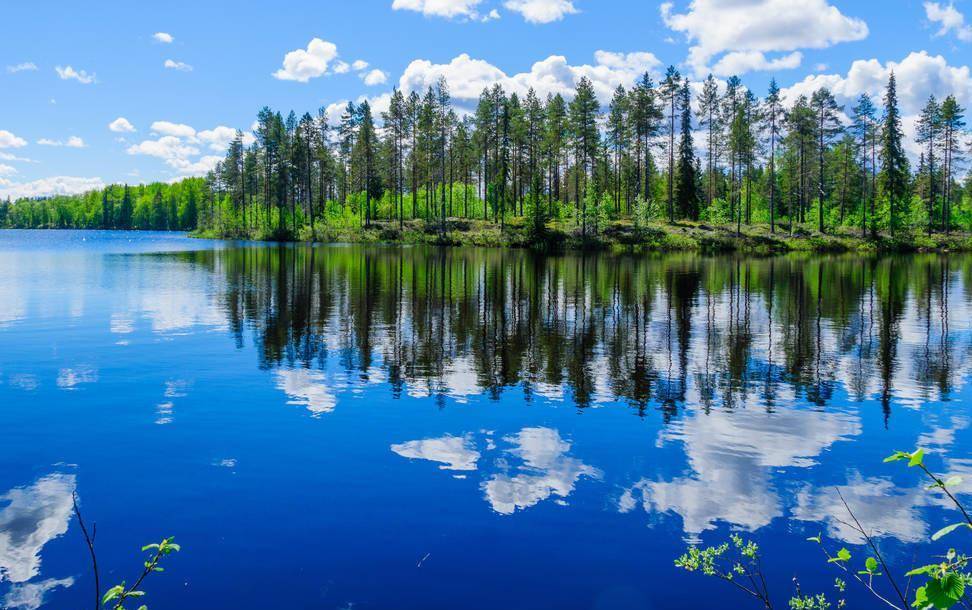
(189, 219, 972, 254)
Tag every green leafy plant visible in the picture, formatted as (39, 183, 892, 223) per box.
(73, 493, 180, 610)
(676, 448, 972, 610)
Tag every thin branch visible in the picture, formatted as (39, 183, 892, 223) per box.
(836, 488, 909, 610)
(72, 492, 100, 610)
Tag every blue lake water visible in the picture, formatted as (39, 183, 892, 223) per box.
(1, 229, 971, 609)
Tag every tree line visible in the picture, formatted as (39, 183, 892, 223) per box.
(1, 179, 205, 231)
(5, 67, 970, 241)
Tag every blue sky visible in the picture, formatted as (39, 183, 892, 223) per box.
(1, 0, 970, 198)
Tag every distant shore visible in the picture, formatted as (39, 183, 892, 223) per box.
(190, 219, 972, 254)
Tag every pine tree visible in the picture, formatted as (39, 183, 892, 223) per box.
(763, 79, 785, 233)
(675, 80, 699, 220)
(851, 94, 877, 237)
(810, 88, 842, 233)
(880, 72, 910, 236)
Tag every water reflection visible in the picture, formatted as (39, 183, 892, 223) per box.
(392, 428, 600, 514)
(0, 474, 76, 610)
(172, 247, 972, 417)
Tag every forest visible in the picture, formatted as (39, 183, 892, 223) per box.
(3, 67, 971, 249)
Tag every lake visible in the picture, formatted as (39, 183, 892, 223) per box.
(1, 230, 970, 610)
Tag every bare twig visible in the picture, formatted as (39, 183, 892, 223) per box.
(836, 488, 909, 609)
(72, 492, 100, 610)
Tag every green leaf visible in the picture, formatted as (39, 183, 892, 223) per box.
(806, 535, 822, 543)
(141, 544, 159, 552)
(127, 591, 145, 598)
(943, 476, 962, 487)
(909, 448, 925, 468)
(102, 585, 125, 605)
(829, 548, 851, 563)
(931, 523, 969, 541)
(913, 585, 929, 609)
(884, 451, 910, 463)
(865, 557, 878, 572)
(925, 573, 965, 609)
(906, 565, 937, 577)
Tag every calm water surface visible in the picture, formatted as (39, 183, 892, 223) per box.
(1, 230, 971, 609)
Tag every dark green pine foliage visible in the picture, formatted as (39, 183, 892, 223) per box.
(880, 72, 911, 236)
(675, 80, 699, 220)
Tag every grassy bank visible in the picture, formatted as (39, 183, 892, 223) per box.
(193, 218, 972, 254)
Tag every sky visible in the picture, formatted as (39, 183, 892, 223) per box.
(1, 0, 970, 199)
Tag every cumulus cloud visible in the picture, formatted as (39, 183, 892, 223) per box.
(399, 50, 661, 107)
(925, 2, 972, 42)
(352, 59, 370, 71)
(0, 176, 106, 200)
(275, 369, 337, 416)
(127, 119, 255, 176)
(6, 62, 37, 74)
(108, 117, 136, 133)
(36, 136, 86, 148)
(153, 32, 174, 43)
(3, 577, 74, 610)
(54, 65, 95, 84)
(273, 38, 340, 82)
(711, 50, 803, 77)
(163, 59, 193, 72)
(0, 164, 16, 176)
(197, 126, 254, 150)
(150, 121, 196, 138)
(0, 474, 76, 583)
(392, 0, 484, 20)
(780, 51, 972, 115)
(0, 130, 28, 149)
(391, 435, 481, 470)
(503, 0, 578, 23)
(361, 68, 388, 86)
(127, 135, 199, 162)
(661, 0, 868, 76)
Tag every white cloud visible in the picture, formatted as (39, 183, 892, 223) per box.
(0, 474, 76, 583)
(392, 0, 484, 19)
(0, 130, 27, 149)
(352, 59, 370, 71)
(362, 68, 388, 86)
(711, 50, 803, 77)
(661, 0, 868, 76)
(3, 577, 74, 610)
(275, 369, 337, 416)
(483, 427, 600, 515)
(780, 51, 972, 115)
(108, 117, 136, 133)
(54, 65, 95, 84)
(399, 50, 661, 107)
(150, 120, 196, 138)
(0, 152, 34, 163)
(272, 38, 340, 82)
(36, 136, 86, 148)
(925, 2, 972, 42)
(503, 0, 578, 23)
(0, 164, 16, 176)
(0, 176, 105, 200)
(6, 62, 37, 74)
(333, 61, 351, 74)
(128, 135, 199, 161)
(391, 435, 481, 470)
(163, 59, 193, 72)
(198, 125, 254, 150)
(153, 32, 174, 43)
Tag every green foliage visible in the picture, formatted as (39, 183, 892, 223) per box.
(678, 448, 972, 610)
(100, 537, 180, 610)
